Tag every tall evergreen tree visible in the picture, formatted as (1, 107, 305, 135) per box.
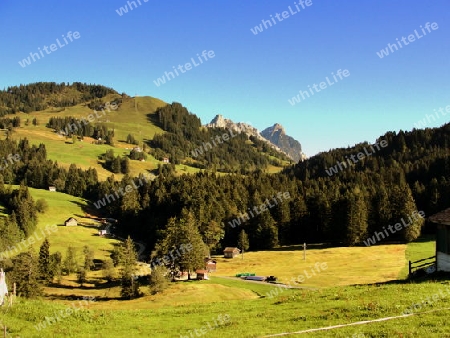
(83, 246, 95, 271)
(63, 247, 78, 274)
(38, 238, 52, 283)
(153, 212, 206, 280)
(11, 247, 42, 298)
(237, 230, 249, 260)
(120, 236, 140, 299)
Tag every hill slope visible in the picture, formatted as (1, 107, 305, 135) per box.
(5, 186, 121, 260)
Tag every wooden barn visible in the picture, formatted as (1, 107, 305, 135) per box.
(205, 258, 217, 272)
(64, 217, 78, 226)
(223, 247, 240, 259)
(429, 208, 450, 272)
(196, 270, 209, 280)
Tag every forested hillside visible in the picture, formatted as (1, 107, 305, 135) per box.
(0, 116, 448, 254)
(99, 124, 450, 253)
(0, 82, 117, 115)
(149, 103, 291, 171)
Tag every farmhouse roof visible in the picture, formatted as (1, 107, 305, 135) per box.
(65, 217, 77, 222)
(223, 247, 240, 253)
(196, 270, 208, 274)
(429, 208, 450, 225)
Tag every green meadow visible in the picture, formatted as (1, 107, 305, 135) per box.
(4, 186, 121, 261)
(0, 201, 445, 338)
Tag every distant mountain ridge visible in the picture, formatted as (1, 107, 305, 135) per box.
(261, 124, 305, 163)
(205, 114, 306, 162)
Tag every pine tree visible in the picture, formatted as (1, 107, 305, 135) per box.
(83, 246, 95, 271)
(178, 212, 206, 280)
(121, 157, 130, 174)
(344, 190, 368, 246)
(63, 247, 78, 274)
(237, 230, 249, 260)
(77, 268, 87, 286)
(11, 247, 42, 298)
(200, 220, 224, 258)
(149, 265, 170, 295)
(111, 156, 122, 174)
(153, 212, 206, 280)
(38, 238, 52, 283)
(102, 259, 115, 282)
(120, 236, 140, 299)
(49, 251, 62, 284)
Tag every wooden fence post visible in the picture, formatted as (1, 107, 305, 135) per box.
(408, 261, 412, 275)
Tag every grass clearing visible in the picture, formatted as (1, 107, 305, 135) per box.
(213, 243, 408, 288)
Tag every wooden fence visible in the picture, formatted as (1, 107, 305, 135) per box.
(409, 255, 436, 275)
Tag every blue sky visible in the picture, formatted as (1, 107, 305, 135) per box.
(0, 0, 449, 156)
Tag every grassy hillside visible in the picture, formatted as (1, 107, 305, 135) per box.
(7, 186, 121, 261)
(7, 96, 167, 180)
(3, 95, 285, 180)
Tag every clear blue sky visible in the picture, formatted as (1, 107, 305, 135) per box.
(0, 0, 449, 156)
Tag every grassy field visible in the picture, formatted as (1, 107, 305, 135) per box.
(213, 243, 418, 288)
(2, 273, 450, 337)
(8, 186, 121, 262)
(0, 233, 443, 337)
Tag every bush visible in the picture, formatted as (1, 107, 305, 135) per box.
(35, 198, 49, 213)
(149, 266, 170, 295)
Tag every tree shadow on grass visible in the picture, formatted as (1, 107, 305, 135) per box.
(347, 271, 450, 287)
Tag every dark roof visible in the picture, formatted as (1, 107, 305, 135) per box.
(429, 208, 450, 225)
(65, 217, 77, 222)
